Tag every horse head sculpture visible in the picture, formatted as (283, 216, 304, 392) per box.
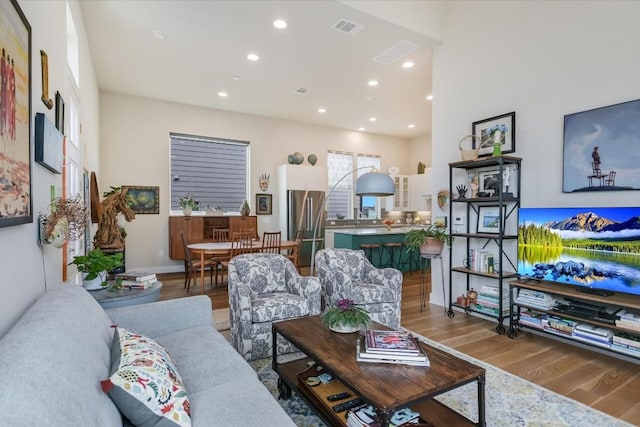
(93, 188, 135, 250)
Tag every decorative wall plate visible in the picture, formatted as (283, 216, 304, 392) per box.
(387, 166, 400, 175)
(437, 189, 450, 210)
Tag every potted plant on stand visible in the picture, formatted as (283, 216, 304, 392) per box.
(179, 194, 199, 216)
(69, 249, 124, 290)
(404, 225, 451, 256)
(322, 298, 370, 333)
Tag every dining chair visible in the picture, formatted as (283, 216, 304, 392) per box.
(212, 228, 230, 242)
(215, 231, 255, 286)
(606, 171, 616, 186)
(180, 231, 216, 292)
(260, 231, 282, 254)
(285, 228, 304, 273)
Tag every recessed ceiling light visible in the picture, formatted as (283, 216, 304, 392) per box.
(318, 108, 326, 113)
(231, 76, 240, 81)
(368, 80, 379, 87)
(408, 124, 416, 128)
(368, 117, 376, 122)
(247, 53, 259, 61)
(358, 127, 365, 131)
(218, 91, 228, 98)
(152, 30, 167, 40)
(402, 61, 414, 68)
(426, 94, 433, 100)
(273, 19, 287, 29)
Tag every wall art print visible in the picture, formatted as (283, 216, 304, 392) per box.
(472, 112, 516, 157)
(123, 186, 160, 214)
(563, 98, 640, 193)
(0, 0, 32, 228)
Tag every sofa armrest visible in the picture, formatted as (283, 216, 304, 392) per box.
(105, 295, 212, 338)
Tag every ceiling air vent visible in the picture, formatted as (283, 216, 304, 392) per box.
(373, 40, 420, 65)
(332, 19, 363, 35)
(295, 87, 309, 94)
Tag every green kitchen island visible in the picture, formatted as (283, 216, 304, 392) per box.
(333, 227, 425, 272)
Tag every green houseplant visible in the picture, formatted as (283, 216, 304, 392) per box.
(69, 249, 124, 290)
(322, 298, 370, 333)
(404, 225, 451, 255)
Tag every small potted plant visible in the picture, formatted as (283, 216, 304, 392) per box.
(404, 225, 451, 255)
(178, 194, 199, 216)
(69, 249, 124, 290)
(322, 298, 370, 333)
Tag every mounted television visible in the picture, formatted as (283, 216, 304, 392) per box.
(518, 207, 640, 297)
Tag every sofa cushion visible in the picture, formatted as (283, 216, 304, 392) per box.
(232, 254, 287, 293)
(0, 286, 122, 427)
(102, 327, 191, 427)
(251, 292, 310, 323)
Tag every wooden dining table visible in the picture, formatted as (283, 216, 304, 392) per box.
(187, 240, 298, 294)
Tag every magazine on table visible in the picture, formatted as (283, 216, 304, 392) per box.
(357, 338, 430, 367)
(364, 330, 421, 354)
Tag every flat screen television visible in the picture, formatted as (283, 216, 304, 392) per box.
(518, 207, 640, 297)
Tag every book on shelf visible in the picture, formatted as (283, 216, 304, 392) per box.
(357, 338, 430, 367)
(115, 271, 157, 282)
(364, 330, 421, 354)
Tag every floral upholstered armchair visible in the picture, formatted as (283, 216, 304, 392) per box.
(228, 253, 321, 361)
(315, 248, 402, 329)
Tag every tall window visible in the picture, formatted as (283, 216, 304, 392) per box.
(326, 151, 381, 220)
(170, 133, 249, 211)
(66, 2, 79, 87)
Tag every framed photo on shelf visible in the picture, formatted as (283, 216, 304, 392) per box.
(256, 193, 272, 215)
(0, 0, 32, 228)
(123, 186, 159, 214)
(472, 112, 516, 157)
(477, 205, 506, 234)
(478, 168, 501, 196)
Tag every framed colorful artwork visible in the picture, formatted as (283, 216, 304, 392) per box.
(0, 0, 32, 228)
(123, 186, 160, 214)
(472, 112, 516, 157)
(256, 193, 272, 215)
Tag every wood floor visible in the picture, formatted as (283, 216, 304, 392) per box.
(158, 269, 640, 425)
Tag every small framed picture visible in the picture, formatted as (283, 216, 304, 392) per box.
(434, 216, 447, 228)
(256, 193, 272, 215)
(55, 91, 65, 132)
(123, 186, 160, 214)
(477, 205, 506, 234)
(472, 112, 516, 157)
(477, 168, 502, 196)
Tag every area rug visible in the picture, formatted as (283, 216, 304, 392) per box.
(212, 308, 230, 331)
(249, 332, 632, 427)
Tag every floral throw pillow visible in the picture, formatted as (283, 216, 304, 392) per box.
(101, 327, 191, 427)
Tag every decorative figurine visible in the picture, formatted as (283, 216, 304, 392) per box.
(456, 184, 468, 199)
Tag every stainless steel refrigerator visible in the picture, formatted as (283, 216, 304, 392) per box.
(287, 190, 325, 266)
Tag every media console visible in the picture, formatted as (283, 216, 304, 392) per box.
(508, 279, 640, 363)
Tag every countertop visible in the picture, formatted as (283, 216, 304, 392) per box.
(332, 226, 427, 235)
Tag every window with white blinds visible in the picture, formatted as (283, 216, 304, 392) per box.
(170, 133, 249, 212)
(326, 151, 381, 220)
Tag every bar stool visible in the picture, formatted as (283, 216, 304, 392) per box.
(381, 242, 403, 270)
(360, 243, 382, 267)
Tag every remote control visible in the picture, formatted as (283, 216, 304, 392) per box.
(332, 397, 364, 413)
(327, 392, 351, 402)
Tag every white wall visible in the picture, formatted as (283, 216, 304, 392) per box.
(430, 0, 640, 307)
(99, 91, 413, 272)
(0, 0, 100, 336)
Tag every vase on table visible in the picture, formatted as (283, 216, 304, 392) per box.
(329, 323, 360, 333)
(182, 207, 192, 216)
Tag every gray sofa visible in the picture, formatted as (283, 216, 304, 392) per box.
(0, 286, 295, 426)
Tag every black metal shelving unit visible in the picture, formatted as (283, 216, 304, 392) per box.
(447, 155, 522, 334)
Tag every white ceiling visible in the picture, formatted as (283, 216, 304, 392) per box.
(79, 1, 437, 139)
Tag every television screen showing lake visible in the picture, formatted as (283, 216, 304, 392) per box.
(518, 207, 640, 297)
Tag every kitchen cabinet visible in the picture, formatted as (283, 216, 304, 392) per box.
(385, 175, 409, 211)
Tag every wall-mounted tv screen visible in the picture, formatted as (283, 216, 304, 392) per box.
(518, 207, 640, 297)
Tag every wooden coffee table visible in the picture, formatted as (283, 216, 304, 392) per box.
(273, 316, 485, 426)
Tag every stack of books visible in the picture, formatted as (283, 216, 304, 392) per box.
(616, 309, 640, 332)
(518, 309, 547, 329)
(611, 332, 640, 357)
(473, 285, 510, 316)
(356, 330, 429, 367)
(114, 271, 158, 289)
(515, 288, 557, 310)
(542, 315, 578, 337)
(347, 404, 421, 427)
(571, 323, 613, 348)
(468, 249, 495, 273)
